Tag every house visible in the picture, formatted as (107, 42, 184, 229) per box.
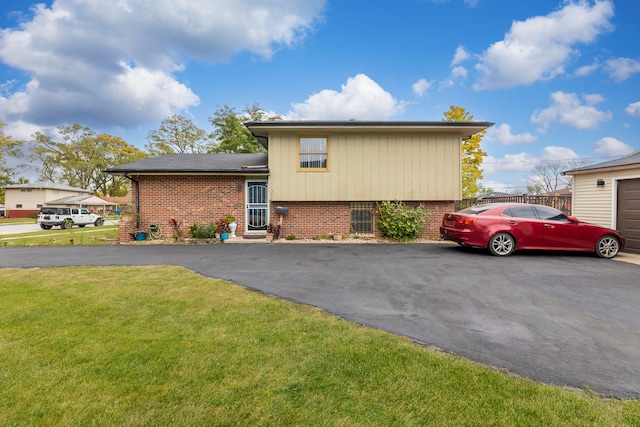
(563, 150, 640, 253)
(2, 182, 94, 218)
(106, 120, 493, 242)
(44, 194, 116, 215)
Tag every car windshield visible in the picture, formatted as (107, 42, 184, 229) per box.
(458, 205, 496, 215)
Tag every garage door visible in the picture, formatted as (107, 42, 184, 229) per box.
(617, 178, 640, 254)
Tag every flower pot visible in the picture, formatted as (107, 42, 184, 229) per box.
(266, 233, 274, 242)
(134, 232, 147, 241)
(220, 232, 229, 241)
(229, 221, 237, 238)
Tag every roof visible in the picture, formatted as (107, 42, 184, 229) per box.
(563, 150, 640, 175)
(2, 181, 92, 193)
(105, 153, 269, 175)
(46, 195, 116, 206)
(245, 120, 494, 146)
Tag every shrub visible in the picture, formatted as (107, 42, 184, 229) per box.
(266, 223, 281, 239)
(375, 201, 431, 242)
(189, 222, 217, 239)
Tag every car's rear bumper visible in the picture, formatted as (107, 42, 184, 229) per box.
(440, 226, 486, 248)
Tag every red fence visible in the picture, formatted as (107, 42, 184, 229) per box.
(455, 195, 572, 215)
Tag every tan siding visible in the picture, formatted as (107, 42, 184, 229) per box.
(269, 132, 462, 201)
(573, 173, 616, 227)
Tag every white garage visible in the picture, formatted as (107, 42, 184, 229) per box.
(564, 151, 640, 254)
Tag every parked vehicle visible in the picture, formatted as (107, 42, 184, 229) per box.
(37, 206, 104, 230)
(440, 203, 625, 258)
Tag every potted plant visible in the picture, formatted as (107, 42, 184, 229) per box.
(266, 223, 281, 242)
(225, 214, 237, 238)
(216, 218, 230, 241)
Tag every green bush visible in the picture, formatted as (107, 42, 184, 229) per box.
(189, 222, 217, 239)
(376, 201, 431, 242)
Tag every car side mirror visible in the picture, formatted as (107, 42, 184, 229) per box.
(567, 216, 579, 224)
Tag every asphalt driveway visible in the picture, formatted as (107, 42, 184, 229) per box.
(1, 243, 638, 398)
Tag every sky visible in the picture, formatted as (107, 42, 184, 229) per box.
(1, 0, 639, 192)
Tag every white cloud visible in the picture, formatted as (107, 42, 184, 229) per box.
(451, 66, 468, 79)
(625, 101, 640, 117)
(594, 137, 634, 157)
(485, 123, 537, 145)
(412, 79, 433, 97)
(540, 146, 579, 161)
(574, 60, 600, 77)
(531, 91, 612, 132)
(483, 152, 538, 176)
(451, 45, 470, 66)
(605, 57, 640, 82)
(474, 0, 614, 89)
(0, 0, 326, 128)
(286, 74, 405, 120)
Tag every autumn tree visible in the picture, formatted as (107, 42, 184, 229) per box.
(30, 124, 147, 196)
(208, 103, 281, 153)
(145, 114, 211, 156)
(442, 106, 487, 198)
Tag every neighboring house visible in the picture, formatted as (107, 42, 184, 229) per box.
(0, 203, 5, 217)
(106, 120, 493, 242)
(45, 194, 116, 215)
(104, 193, 133, 214)
(2, 182, 94, 218)
(563, 150, 640, 254)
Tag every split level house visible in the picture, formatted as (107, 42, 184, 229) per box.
(106, 120, 493, 242)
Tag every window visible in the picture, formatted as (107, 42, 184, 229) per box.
(16, 204, 22, 208)
(503, 206, 536, 219)
(533, 205, 568, 222)
(298, 136, 329, 170)
(350, 202, 374, 234)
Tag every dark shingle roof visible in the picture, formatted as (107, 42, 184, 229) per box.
(563, 150, 640, 174)
(105, 153, 269, 174)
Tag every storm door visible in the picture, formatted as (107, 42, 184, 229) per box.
(246, 180, 269, 233)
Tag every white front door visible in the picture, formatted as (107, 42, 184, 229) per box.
(246, 180, 268, 233)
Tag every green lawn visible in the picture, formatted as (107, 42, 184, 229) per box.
(0, 225, 119, 247)
(0, 266, 638, 426)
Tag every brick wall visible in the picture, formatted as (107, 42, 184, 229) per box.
(270, 200, 454, 240)
(121, 175, 246, 242)
(119, 175, 453, 242)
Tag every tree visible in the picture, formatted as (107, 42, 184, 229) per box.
(145, 115, 211, 156)
(526, 159, 589, 194)
(442, 106, 487, 198)
(0, 121, 24, 202)
(208, 103, 280, 153)
(30, 124, 147, 195)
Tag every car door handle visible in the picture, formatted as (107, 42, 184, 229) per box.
(544, 224, 555, 228)
(508, 221, 518, 225)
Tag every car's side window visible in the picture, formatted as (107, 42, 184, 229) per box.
(72, 209, 79, 214)
(503, 206, 537, 219)
(81, 209, 89, 214)
(534, 206, 568, 222)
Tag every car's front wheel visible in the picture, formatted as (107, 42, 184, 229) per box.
(489, 233, 515, 256)
(595, 235, 620, 259)
(94, 218, 104, 226)
(60, 218, 74, 230)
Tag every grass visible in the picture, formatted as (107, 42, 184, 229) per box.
(0, 266, 639, 426)
(0, 225, 119, 247)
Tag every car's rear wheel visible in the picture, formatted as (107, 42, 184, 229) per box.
(61, 218, 73, 229)
(489, 233, 515, 256)
(94, 218, 104, 227)
(40, 224, 52, 230)
(595, 235, 620, 259)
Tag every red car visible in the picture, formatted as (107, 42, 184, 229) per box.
(440, 203, 625, 258)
